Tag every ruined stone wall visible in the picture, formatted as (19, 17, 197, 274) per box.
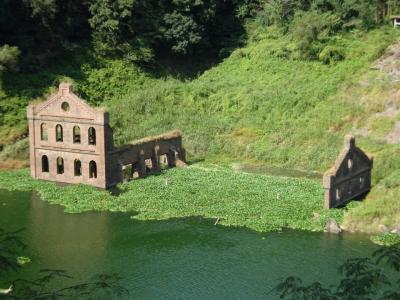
(108, 130, 186, 181)
(323, 135, 373, 209)
(28, 83, 186, 189)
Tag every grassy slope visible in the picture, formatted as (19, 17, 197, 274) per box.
(1, 25, 400, 237)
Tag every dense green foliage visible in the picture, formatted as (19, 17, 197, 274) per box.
(0, 45, 20, 74)
(1, 0, 400, 69)
(0, 0, 89, 69)
(0, 0, 244, 66)
(3, 26, 397, 160)
(0, 167, 343, 232)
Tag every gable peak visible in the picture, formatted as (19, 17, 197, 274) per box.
(344, 134, 355, 149)
(59, 82, 73, 96)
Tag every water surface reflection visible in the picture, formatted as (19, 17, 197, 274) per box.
(0, 189, 378, 299)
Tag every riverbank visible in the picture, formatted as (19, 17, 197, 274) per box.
(1, 165, 399, 245)
(0, 166, 343, 233)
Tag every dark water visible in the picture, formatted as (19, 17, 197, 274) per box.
(0, 189, 379, 299)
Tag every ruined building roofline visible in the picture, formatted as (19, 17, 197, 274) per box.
(28, 81, 186, 189)
(323, 134, 373, 177)
(323, 134, 373, 209)
(108, 129, 183, 155)
(57, 82, 108, 113)
(127, 129, 182, 146)
(344, 134, 355, 149)
(28, 82, 108, 116)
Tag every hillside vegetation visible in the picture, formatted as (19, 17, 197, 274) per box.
(1, 1, 400, 237)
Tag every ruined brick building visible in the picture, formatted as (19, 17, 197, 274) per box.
(28, 82, 186, 188)
(323, 135, 373, 209)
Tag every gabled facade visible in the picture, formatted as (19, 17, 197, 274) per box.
(27, 82, 115, 188)
(27, 82, 186, 189)
(323, 135, 373, 209)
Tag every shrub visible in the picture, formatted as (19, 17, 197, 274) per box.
(319, 45, 345, 64)
(0, 44, 20, 73)
(259, 0, 304, 27)
(269, 45, 292, 58)
(123, 45, 154, 65)
(0, 139, 29, 161)
(290, 11, 342, 60)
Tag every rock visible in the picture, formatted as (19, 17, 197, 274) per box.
(378, 224, 390, 233)
(391, 225, 400, 234)
(325, 219, 342, 234)
(386, 122, 400, 145)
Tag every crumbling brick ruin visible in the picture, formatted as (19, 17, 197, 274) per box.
(27, 82, 186, 189)
(323, 135, 373, 209)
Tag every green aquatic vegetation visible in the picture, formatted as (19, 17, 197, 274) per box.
(0, 167, 342, 233)
(371, 233, 400, 246)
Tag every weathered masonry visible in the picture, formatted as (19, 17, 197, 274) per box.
(323, 135, 373, 209)
(28, 82, 186, 189)
(391, 15, 400, 28)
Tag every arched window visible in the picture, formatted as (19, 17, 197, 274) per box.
(360, 176, 365, 188)
(89, 161, 97, 178)
(56, 124, 63, 142)
(40, 123, 48, 141)
(73, 126, 81, 144)
(74, 159, 82, 176)
(41, 155, 49, 172)
(348, 159, 353, 170)
(336, 188, 341, 200)
(57, 157, 64, 174)
(88, 127, 96, 145)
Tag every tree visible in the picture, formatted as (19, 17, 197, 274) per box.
(88, 0, 137, 55)
(387, 0, 400, 16)
(0, 0, 90, 70)
(0, 45, 20, 73)
(162, 11, 203, 55)
(258, 0, 309, 27)
(290, 10, 341, 60)
(275, 244, 400, 299)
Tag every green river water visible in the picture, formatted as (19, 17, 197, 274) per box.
(0, 189, 381, 299)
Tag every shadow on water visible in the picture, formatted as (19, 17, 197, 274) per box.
(0, 189, 383, 299)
